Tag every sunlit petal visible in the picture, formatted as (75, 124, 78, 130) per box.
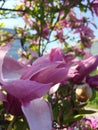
(22, 98, 52, 130)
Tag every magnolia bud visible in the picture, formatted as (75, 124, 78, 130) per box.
(75, 83, 92, 102)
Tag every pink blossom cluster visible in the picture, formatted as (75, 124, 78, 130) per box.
(68, 117, 98, 130)
(56, 9, 95, 47)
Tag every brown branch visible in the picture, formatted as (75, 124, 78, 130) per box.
(0, 7, 25, 12)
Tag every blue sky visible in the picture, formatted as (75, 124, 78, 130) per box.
(0, 0, 25, 28)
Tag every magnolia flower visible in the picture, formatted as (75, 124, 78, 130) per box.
(67, 117, 98, 129)
(56, 29, 65, 43)
(60, 19, 69, 27)
(42, 24, 50, 39)
(74, 25, 95, 48)
(83, 117, 98, 129)
(0, 44, 69, 130)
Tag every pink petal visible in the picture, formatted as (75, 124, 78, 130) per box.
(2, 80, 52, 102)
(21, 60, 65, 80)
(74, 55, 98, 82)
(49, 48, 64, 61)
(0, 44, 27, 82)
(30, 67, 68, 84)
(21, 48, 70, 81)
(22, 98, 52, 130)
(0, 44, 11, 80)
(21, 48, 69, 80)
(2, 56, 26, 81)
(3, 94, 22, 116)
(49, 83, 60, 94)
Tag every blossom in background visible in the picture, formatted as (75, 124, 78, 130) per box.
(60, 19, 69, 27)
(83, 117, 98, 129)
(68, 9, 82, 28)
(67, 117, 98, 130)
(42, 24, 50, 39)
(56, 29, 65, 43)
(91, 0, 98, 16)
(74, 25, 95, 48)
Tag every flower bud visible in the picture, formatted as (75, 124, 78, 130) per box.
(75, 83, 92, 102)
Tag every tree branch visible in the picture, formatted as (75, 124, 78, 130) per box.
(0, 7, 25, 12)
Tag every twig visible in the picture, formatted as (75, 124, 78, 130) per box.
(0, 7, 25, 12)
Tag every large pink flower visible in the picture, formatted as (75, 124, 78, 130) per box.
(0, 44, 69, 130)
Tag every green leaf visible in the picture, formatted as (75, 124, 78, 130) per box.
(90, 70, 98, 76)
(13, 118, 29, 130)
(63, 114, 83, 124)
(52, 104, 60, 121)
(80, 4, 87, 12)
(29, 44, 39, 51)
(71, 115, 83, 122)
(80, 109, 96, 114)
